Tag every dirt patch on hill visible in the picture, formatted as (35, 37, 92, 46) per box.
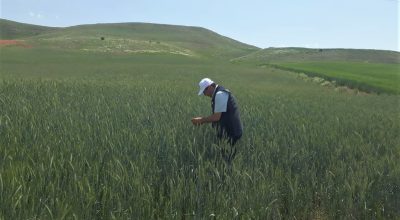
(0, 40, 32, 48)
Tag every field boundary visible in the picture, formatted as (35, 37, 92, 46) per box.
(265, 63, 397, 94)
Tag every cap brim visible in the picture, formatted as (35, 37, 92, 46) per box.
(198, 88, 205, 96)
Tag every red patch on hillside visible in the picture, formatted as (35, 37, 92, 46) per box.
(0, 40, 32, 48)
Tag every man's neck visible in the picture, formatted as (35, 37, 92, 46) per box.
(210, 85, 219, 98)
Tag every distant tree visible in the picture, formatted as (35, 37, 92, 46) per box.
(101, 37, 105, 40)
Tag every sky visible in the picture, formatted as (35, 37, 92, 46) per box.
(1, 0, 399, 51)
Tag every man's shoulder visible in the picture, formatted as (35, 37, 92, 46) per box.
(216, 90, 229, 97)
(215, 91, 229, 103)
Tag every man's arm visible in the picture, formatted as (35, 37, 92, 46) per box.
(191, 112, 221, 125)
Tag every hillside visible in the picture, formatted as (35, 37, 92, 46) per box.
(232, 47, 400, 64)
(0, 19, 59, 39)
(0, 19, 259, 59)
(2, 19, 398, 63)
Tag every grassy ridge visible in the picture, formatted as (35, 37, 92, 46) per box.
(272, 62, 400, 94)
(232, 47, 400, 64)
(1, 45, 400, 218)
(1, 19, 259, 59)
(0, 19, 59, 39)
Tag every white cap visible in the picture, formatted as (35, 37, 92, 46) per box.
(198, 78, 214, 95)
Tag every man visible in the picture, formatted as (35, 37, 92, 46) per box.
(191, 78, 243, 161)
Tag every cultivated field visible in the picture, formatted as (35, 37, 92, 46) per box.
(1, 20, 399, 219)
(273, 62, 400, 94)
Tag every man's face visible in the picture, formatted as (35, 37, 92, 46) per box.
(203, 86, 214, 97)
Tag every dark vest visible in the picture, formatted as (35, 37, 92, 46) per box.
(211, 85, 243, 139)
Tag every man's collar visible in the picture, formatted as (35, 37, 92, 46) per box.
(211, 84, 219, 98)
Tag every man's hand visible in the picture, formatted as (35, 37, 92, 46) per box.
(191, 117, 203, 125)
(192, 113, 221, 125)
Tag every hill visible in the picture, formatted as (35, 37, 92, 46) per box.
(232, 47, 400, 64)
(0, 19, 259, 59)
(0, 19, 59, 39)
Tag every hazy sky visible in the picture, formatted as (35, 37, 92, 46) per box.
(1, 0, 398, 51)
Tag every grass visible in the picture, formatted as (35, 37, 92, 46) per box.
(0, 19, 59, 39)
(1, 44, 400, 219)
(272, 62, 400, 94)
